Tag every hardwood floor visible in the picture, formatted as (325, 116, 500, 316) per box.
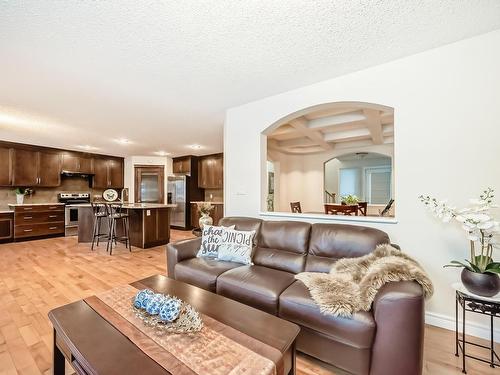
(0, 232, 497, 374)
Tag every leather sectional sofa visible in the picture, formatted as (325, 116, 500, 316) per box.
(166, 217, 424, 375)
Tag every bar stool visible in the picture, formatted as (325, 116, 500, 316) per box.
(105, 203, 131, 254)
(90, 202, 108, 250)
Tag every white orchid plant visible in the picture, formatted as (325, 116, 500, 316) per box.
(419, 188, 500, 274)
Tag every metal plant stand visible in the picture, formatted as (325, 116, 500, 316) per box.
(454, 283, 500, 373)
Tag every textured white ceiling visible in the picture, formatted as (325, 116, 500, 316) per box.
(1, 1, 499, 157)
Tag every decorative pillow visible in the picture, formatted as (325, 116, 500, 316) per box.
(217, 228, 256, 265)
(196, 225, 235, 258)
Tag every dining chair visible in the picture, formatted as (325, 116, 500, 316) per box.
(290, 201, 302, 213)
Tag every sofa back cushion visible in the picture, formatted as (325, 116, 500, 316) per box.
(219, 217, 262, 241)
(305, 223, 390, 272)
(253, 220, 311, 274)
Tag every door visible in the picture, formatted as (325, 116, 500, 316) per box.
(108, 159, 124, 188)
(38, 151, 61, 186)
(93, 158, 109, 188)
(167, 176, 186, 227)
(134, 166, 164, 203)
(0, 147, 12, 186)
(12, 149, 38, 186)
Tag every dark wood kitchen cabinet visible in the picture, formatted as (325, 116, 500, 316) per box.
(92, 158, 124, 189)
(61, 152, 93, 174)
(173, 157, 192, 174)
(0, 212, 13, 243)
(12, 149, 38, 186)
(0, 147, 12, 186)
(11, 204, 65, 240)
(198, 154, 223, 189)
(12, 149, 61, 187)
(38, 151, 61, 186)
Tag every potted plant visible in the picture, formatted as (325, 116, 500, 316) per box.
(341, 194, 360, 205)
(14, 187, 33, 204)
(197, 202, 214, 229)
(419, 188, 500, 296)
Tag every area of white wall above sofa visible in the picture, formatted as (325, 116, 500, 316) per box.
(224, 29, 500, 339)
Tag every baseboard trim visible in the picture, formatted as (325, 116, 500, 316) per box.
(425, 311, 500, 342)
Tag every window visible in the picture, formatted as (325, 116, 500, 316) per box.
(365, 167, 391, 204)
(339, 168, 361, 198)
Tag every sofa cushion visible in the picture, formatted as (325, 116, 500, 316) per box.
(279, 281, 376, 349)
(174, 258, 242, 292)
(216, 265, 296, 315)
(219, 217, 263, 236)
(253, 220, 311, 274)
(305, 223, 390, 272)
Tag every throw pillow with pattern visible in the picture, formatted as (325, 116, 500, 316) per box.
(217, 228, 256, 265)
(196, 225, 235, 258)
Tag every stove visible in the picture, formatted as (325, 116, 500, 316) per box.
(58, 192, 91, 235)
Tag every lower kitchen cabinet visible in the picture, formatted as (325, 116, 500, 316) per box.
(11, 204, 65, 240)
(0, 213, 13, 243)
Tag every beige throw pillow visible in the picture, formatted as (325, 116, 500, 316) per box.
(196, 225, 234, 258)
(217, 228, 256, 265)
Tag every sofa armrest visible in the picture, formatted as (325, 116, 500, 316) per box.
(370, 281, 424, 375)
(166, 237, 202, 278)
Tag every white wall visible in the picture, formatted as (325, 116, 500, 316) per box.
(224, 30, 500, 338)
(124, 155, 173, 203)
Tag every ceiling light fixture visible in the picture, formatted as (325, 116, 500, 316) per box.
(154, 151, 171, 156)
(115, 138, 131, 145)
(188, 144, 202, 150)
(76, 145, 99, 151)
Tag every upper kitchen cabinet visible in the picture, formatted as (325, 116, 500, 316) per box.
(37, 151, 62, 186)
(198, 154, 223, 189)
(12, 149, 61, 187)
(0, 147, 12, 186)
(92, 158, 124, 189)
(61, 152, 93, 174)
(172, 156, 192, 175)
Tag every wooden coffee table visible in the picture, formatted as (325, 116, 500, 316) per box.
(48, 274, 299, 375)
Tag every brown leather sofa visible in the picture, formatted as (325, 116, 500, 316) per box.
(166, 217, 424, 375)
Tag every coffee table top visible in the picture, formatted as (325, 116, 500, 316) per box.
(49, 274, 300, 374)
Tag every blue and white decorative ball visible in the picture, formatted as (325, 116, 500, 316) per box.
(159, 298, 181, 322)
(145, 293, 166, 315)
(134, 289, 154, 309)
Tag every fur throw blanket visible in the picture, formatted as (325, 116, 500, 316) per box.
(295, 244, 433, 318)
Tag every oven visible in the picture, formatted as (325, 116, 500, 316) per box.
(58, 192, 91, 236)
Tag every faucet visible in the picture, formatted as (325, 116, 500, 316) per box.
(120, 188, 129, 203)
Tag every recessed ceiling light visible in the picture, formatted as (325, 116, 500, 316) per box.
(76, 145, 99, 151)
(115, 138, 131, 145)
(188, 144, 202, 150)
(154, 151, 171, 156)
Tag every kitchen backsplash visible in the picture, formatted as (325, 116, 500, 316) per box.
(204, 189, 223, 202)
(0, 177, 104, 206)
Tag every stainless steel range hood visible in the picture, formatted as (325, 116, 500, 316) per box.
(61, 170, 95, 178)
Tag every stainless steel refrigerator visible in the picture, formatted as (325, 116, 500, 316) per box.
(167, 175, 189, 229)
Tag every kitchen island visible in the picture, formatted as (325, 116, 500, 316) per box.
(76, 203, 176, 249)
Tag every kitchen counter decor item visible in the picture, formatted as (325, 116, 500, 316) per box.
(132, 288, 203, 333)
(420, 188, 500, 297)
(197, 202, 214, 229)
(103, 188, 119, 202)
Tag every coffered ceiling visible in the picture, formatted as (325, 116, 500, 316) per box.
(0, 1, 499, 156)
(268, 103, 394, 154)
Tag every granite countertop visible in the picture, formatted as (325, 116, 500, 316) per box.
(0, 207, 14, 213)
(190, 201, 224, 204)
(8, 202, 64, 207)
(67, 203, 176, 209)
(123, 203, 177, 209)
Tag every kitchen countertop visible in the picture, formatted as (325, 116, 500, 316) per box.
(0, 207, 13, 213)
(66, 203, 176, 209)
(8, 203, 64, 207)
(190, 201, 224, 204)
